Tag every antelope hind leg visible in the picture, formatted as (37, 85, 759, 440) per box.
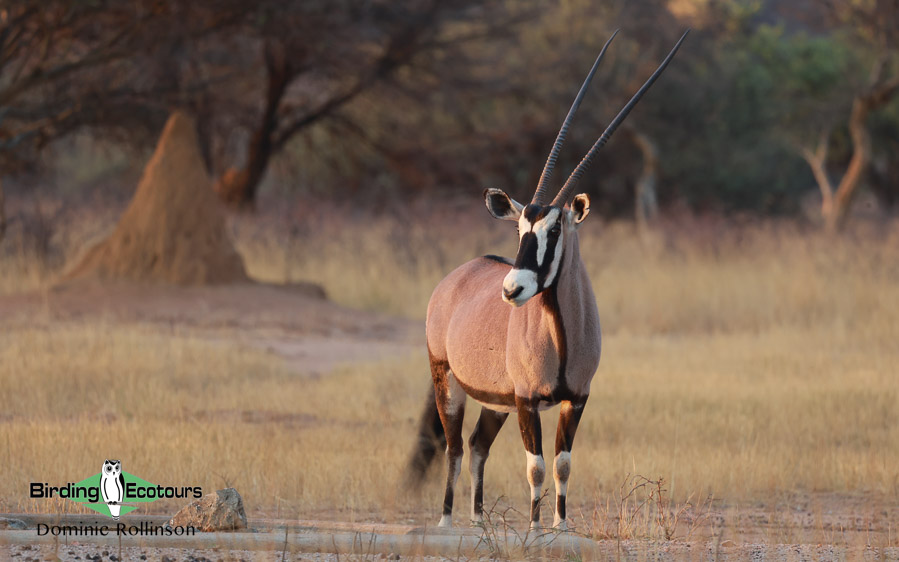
(468, 407, 508, 524)
(432, 364, 466, 528)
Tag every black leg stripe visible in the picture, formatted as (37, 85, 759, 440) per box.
(443, 487, 454, 516)
(556, 494, 567, 521)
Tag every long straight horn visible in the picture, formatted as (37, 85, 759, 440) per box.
(532, 30, 619, 205)
(552, 29, 690, 207)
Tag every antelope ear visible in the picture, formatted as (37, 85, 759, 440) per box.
(571, 193, 590, 225)
(484, 188, 524, 221)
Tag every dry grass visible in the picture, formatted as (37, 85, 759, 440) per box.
(2, 201, 899, 535)
(2, 320, 896, 525)
(233, 205, 899, 336)
(0, 324, 428, 518)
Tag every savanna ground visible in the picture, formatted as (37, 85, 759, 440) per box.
(1, 195, 899, 557)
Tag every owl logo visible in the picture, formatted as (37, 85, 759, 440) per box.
(100, 460, 125, 520)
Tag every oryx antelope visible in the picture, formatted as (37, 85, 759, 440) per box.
(407, 30, 688, 529)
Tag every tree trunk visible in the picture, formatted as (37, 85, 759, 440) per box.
(824, 97, 871, 232)
(799, 130, 835, 224)
(215, 42, 292, 209)
(215, 132, 276, 210)
(627, 128, 659, 241)
(0, 178, 6, 246)
(214, 18, 422, 209)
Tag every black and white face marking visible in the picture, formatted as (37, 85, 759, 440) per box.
(502, 205, 565, 307)
(484, 189, 591, 307)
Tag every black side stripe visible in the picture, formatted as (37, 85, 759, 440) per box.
(542, 285, 574, 402)
(482, 254, 513, 265)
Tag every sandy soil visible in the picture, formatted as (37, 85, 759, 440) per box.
(2, 518, 897, 561)
(3, 541, 898, 561)
(2, 280, 897, 559)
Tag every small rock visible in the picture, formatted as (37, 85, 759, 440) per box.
(720, 540, 735, 548)
(0, 517, 27, 529)
(110, 556, 118, 561)
(102, 552, 109, 557)
(139, 556, 147, 560)
(168, 488, 248, 532)
(162, 556, 175, 562)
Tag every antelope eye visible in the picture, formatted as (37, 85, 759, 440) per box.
(550, 223, 561, 235)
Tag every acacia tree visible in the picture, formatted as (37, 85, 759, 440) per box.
(0, 0, 530, 214)
(0, 1, 248, 162)
(797, 0, 899, 231)
(210, 1, 526, 209)
(318, 0, 686, 218)
(800, 63, 899, 231)
(0, 1, 150, 239)
(0, 1, 249, 239)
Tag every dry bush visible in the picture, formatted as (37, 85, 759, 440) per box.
(585, 474, 712, 542)
(0, 196, 121, 296)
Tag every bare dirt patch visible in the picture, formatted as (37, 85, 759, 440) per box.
(1, 503, 898, 561)
(0, 279, 421, 376)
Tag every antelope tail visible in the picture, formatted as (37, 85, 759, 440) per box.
(405, 385, 446, 490)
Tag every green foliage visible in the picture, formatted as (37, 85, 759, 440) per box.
(649, 22, 876, 212)
(749, 26, 859, 136)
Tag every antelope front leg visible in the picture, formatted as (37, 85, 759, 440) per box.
(553, 398, 587, 529)
(515, 397, 544, 529)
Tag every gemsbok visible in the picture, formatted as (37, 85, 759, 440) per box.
(407, 30, 689, 529)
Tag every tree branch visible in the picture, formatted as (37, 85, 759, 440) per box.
(271, 2, 441, 152)
(0, 10, 154, 106)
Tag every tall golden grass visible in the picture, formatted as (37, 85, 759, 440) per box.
(235, 208, 899, 336)
(1, 204, 898, 530)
